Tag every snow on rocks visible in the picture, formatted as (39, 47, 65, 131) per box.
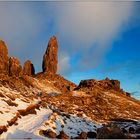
(0, 84, 43, 135)
(1, 108, 53, 139)
(32, 78, 61, 95)
(38, 111, 102, 139)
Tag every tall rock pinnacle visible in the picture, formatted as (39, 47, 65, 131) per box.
(42, 36, 58, 74)
(0, 40, 9, 74)
(9, 57, 22, 76)
(23, 60, 35, 76)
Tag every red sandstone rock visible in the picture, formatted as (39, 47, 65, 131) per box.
(76, 78, 121, 92)
(9, 57, 22, 76)
(0, 125, 7, 134)
(0, 40, 9, 74)
(42, 36, 58, 74)
(76, 132, 87, 139)
(23, 60, 35, 76)
(57, 131, 69, 139)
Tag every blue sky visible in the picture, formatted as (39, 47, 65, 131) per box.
(0, 2, 140, 99)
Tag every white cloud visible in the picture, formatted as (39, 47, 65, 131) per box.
(51, 2, 134, 72)
(54, 2, 133, 44)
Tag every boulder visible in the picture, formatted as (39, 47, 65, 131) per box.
(76, 132, 87, 139)
(47, 130, 57, 138)
(57, 131, 69, 139)
(129, 127, 135, 134)
(42, 36, 58, 74)
(39, 129, 57, 138)
(0, 40, 9, 74)
(23, 60, 35, 76)
(87, 131, 97, 138)
(97, 126, 127, 139)
(9, 57, 22, 76)
(0, 125, 7, 134)
(110, 80, 120, 90)
(126, 92, 131, 97)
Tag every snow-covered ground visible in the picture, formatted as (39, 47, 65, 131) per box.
(0, 85, 100, 139)
(1, 108, 52, 139)
(1, 84, 140, 139)
(38, 111, 102, 138)
(0, 105, 102, 139)
(0, 85, 38, 125)
(0, 98, 102, 139)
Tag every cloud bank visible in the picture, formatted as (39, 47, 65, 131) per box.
(51, 2, 134, 74)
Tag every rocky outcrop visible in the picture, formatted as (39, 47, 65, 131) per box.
(9, 57, 22, 76)
(0, 40, 9, 74)
(75, 78, 123, 94)
(42, 36, 58, 74)
(76, 78, 120, 91)
(23, 60, 35, 76)
(126, 92, 131, 97)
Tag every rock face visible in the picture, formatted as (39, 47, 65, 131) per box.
(0, 40, 9, 74)
(23, 60, 35, 76)
(75, 78, 122, 93)
(42, 36, 58, 74)
(9, 57, 22, 76)
(76, 78, 120, 91)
